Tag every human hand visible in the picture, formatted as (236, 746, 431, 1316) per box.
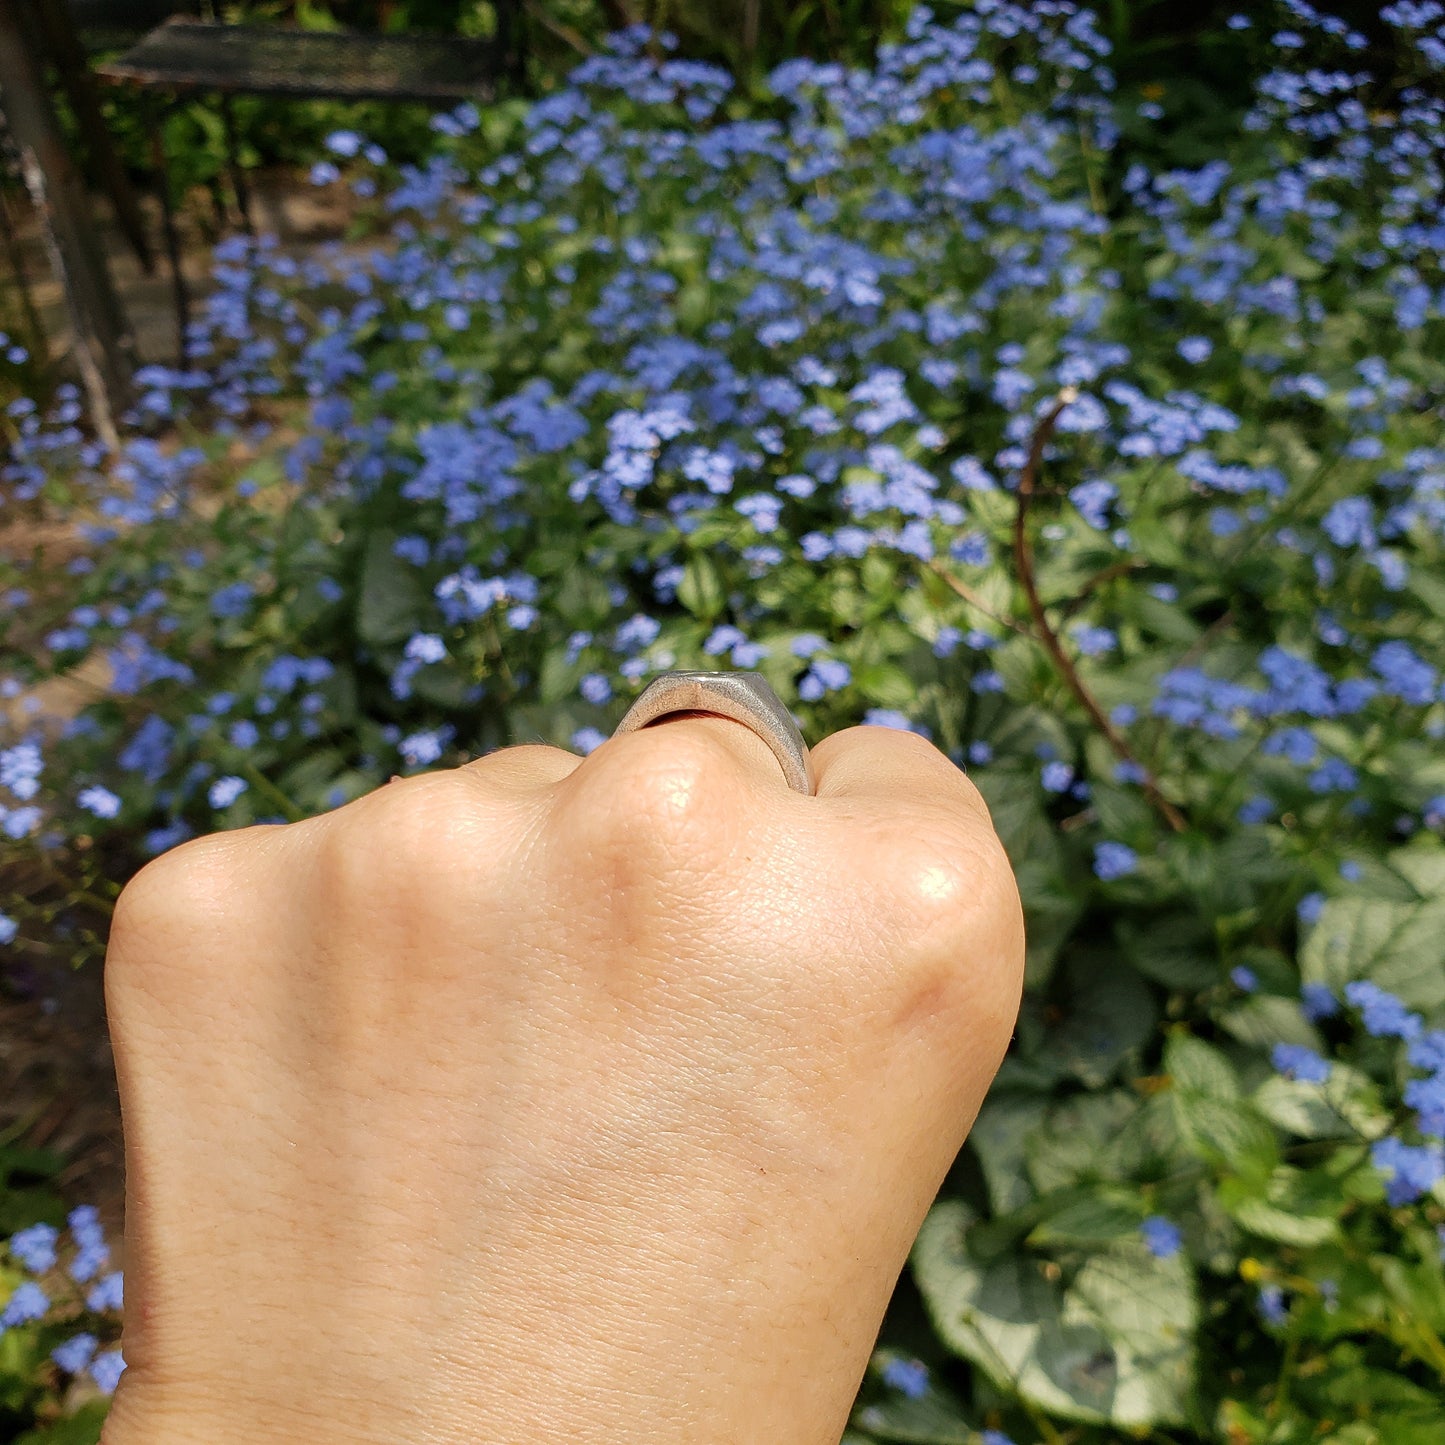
(100, 718, 1024, 1444)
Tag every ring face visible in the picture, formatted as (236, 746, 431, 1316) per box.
(611, 671, 815, 796)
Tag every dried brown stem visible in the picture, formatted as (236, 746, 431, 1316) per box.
(1012, 390, 1187, 833)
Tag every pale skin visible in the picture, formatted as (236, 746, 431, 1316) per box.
(99, 716, 1025, 1444)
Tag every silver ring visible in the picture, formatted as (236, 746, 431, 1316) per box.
(612, 671, 815, 796)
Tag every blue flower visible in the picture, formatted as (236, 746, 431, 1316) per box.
(1301, 982, 1338, 1020)
(881, 1357, 929, 1398)
(1345, 981, 1422, 1041)
(1404, 1075, 1445, 1137)
(1071, 624, 1117, 656)
(51, 1332, 98, 1373)
(863, 709, 930, 737)
(208, 776, 248, 809)
(1238, 795, 1273, 824)
(89, 1348, 126, 1394)
(1372, 641, 1438, 705)
(1069, 479, 1116, 529)
(1408, 1032, 1445, 1075)
(1272, 1043, 1331, 1084)
(404, 633, 447, 666)
(77, 784, 122, 818)
(580, 673, 613, 705)
(1231, 966, 1259, 993)
(1178, 336, 1213, 364)
(1094, 842, 1138, 881)
(1258, 1284, 1288, 1325)
(1141, 1216, 1183, 1259)
(85, 1271, 123, 1312)
(1, 741, 44, 800)
(0, 1280, 50, 1330)
(571, 726, 607, 755)
(1371, 1136, 1445, 1205)
(7, 1223, 58, 1274)
(399, 727, 454, 769)
(1321, 497, 1376, 548)
(1041, 761, 1075, 793)
(0, 911, 17, 946)
(1297, 892, 1326, 926)
(67, 1205, 104, 1250)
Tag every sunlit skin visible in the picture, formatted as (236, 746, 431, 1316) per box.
(100, 718, 1023, 1445)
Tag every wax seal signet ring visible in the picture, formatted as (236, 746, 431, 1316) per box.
(611, 671, 815, 797)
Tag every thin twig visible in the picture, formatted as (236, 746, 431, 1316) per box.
(1012, 389, 1187, 833)
(522, 0, 596, 56)
(923, 560, 1033, 637)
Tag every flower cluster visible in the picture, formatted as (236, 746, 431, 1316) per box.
(2, 1206, 126, 1394)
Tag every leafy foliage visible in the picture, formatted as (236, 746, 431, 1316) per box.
(6, 1, 1445, 1440)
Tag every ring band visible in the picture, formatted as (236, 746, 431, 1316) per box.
(612, 671, 815, 796)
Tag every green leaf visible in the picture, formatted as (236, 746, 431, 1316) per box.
(13, 1401, 108, 1445)
(1301, 895, 1445, 1012)
(539, 647, 579, 707)
(677, 554, 726, 620)
(1117, 589, 1202, 645)
(1217, 996, 1324, 1052)
(1253, 1064, 1390, 1141)
(356, 530, 428, 646)
(1013, 852, 1084, 988)
(1051, 953, 1158, 1088)
(1221, 1166, 1342, 1247)
(1025, 1091, 1142, 1195)
(409, 660, 475, 709)
(974, 768, 1055, 874)
(913, 1201, 1197, 1428)
(1163, 1033, 1240, 1099)
(851, 1359, 974, 1444)
(1165, 1034, 1277, 1173)
(1027, 1188, 1146, 1248)
(968, 1094, 1047, 1214)
(854, 661, 918, 708)
(1120, 915, 1218, 991)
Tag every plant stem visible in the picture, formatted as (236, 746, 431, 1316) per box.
(923, 560, 1032, 637)
(240, 762, 305, 823)
(1012, 390, 1187, 832)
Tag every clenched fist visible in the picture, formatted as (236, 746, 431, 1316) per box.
(99, 717, 1024, 1445)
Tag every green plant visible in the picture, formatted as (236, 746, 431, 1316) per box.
(4, 2, 1445, 1439)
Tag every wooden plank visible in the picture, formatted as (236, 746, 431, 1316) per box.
(96, 20, 502, 101)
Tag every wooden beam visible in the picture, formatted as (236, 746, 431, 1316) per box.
(0, 0, 134, 446)
(25, 0, 155, 271)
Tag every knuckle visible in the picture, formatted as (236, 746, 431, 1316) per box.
(572, 727, 737, 849)
(879, 817, 1026, 1019)
(105, 830, 269, 1012)
(884, 817, 1003, 921)
(110, 833, 242, 948)
(313, 774, 504, 912)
